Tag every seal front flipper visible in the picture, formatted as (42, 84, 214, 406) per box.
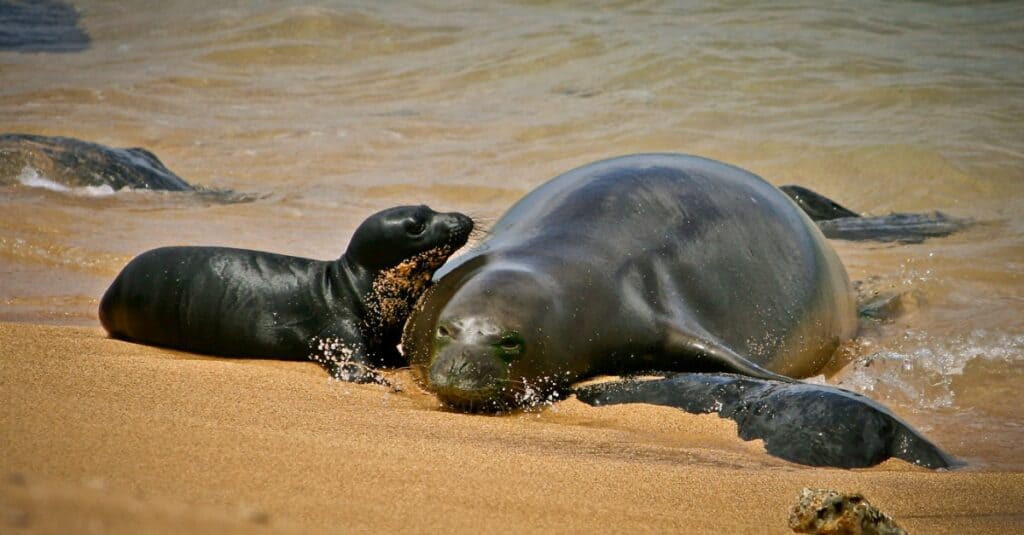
(310, 341, 389, 386)
(326, 359, 389, 385)
(658, 321, 795, 383)
(574, 373, 957, 469)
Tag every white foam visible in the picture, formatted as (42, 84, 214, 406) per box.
(80, 184, 118, 197)
(836, 330, 1024, 409)
(17, 166, 120, 197)
(17, 166, 70, 192)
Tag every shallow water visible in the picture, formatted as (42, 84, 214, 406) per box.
(1, 0, 1021, 469)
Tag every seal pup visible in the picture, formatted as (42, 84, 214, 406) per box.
(403, 153, 858, 411)
(100, 205, 473, 382)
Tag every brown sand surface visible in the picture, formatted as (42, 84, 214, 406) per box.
(2, 322, 1022, 534)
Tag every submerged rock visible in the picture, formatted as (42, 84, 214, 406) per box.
(0, 134, 193, 191)
(789, 488, 906, 535)
(0, 133, 256, 202)
(0, 0, 90, 53)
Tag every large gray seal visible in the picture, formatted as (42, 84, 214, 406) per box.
(402, 154, 858, 410)
(100, 205, 473, 382)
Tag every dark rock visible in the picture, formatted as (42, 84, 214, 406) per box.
(0, 0, 90, 53)
(1, 133, 194, 191)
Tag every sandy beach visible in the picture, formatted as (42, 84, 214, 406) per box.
(3, 2, 1024, 532)
(2, 321, 1022, 533)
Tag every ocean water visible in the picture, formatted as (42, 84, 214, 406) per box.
(1, 0, 1021, 468)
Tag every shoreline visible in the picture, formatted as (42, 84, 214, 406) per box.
(2, 322, 1022, 533)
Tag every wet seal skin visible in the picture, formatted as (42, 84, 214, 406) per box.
(100, 205, 473, 383)
(401, 154, 953, 468)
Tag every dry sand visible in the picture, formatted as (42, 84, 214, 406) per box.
(2, 322, 1022, 533)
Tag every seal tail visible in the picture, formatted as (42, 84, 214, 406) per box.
(779, 184, 970, 243)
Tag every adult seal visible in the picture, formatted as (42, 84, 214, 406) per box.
(403, 154, 858, 410)
(100, 205, 473, 382)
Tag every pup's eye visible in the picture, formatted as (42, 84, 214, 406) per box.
(405, 220, 427, 235)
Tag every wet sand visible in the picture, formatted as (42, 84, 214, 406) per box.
(2, 322, 1022, 533)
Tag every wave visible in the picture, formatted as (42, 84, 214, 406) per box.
(831, 330, 1024, 411)
(17, 166, 117, 197)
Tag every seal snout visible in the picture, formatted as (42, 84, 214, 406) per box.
(437, 212, 474, 247)
(428, 349, 507, 398)
(427, 316, 512, 409)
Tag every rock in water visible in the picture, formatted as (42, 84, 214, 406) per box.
(0, 133, 193, 191)
(0, 0, 89, 52)
(789, 488, 906, 535)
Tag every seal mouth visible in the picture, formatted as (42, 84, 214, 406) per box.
(433, 386, 511, 414)
(419, 341, 520, 413)
(432, 378, 568, 414)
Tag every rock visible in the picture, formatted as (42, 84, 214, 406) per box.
(789, 488, 906, 535)
(0, 0, 90, 53)
(0, 133, 194, 191)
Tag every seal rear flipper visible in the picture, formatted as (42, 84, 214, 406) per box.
(816, 212, 970, 243)
(574, 373, 958, 469)
(659, 322, 795, 383)
(781, 184, 970, 243)
(779, 185, 860, 221)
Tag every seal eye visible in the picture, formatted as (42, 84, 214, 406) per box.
(405, 219, 427, 236)
(497, 337, 523, 353)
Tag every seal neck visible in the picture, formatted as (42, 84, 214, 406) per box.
(330, 256, 372, 318)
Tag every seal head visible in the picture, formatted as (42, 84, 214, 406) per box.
(406, 264, 575, 411)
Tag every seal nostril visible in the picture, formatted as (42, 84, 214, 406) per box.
(438, 325, 451, 338)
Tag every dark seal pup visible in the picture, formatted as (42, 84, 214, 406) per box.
(402, 153, 858, 409)
(100, 205, 473, 382)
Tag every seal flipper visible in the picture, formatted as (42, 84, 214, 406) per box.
(815, 211, 969, 244)
(307, 334, 390, 386)
(659, 322, 796, 383)
(325, 359, 389, 385)
(780, 184, 969, 243)
(574, 373, 957, 469)
(779, 185, 860, 221)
